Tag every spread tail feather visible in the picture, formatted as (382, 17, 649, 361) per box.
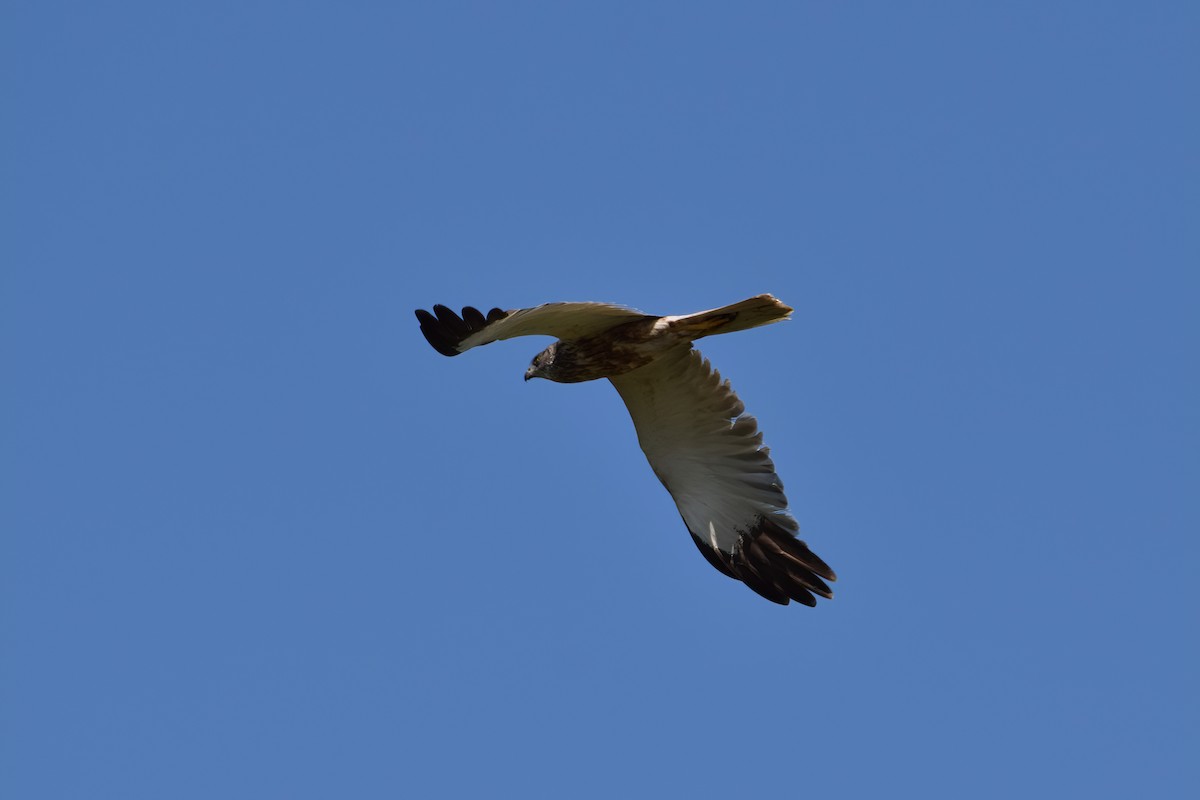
(665, 294, 793, 340)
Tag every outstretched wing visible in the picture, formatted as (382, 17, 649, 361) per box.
(609, 346, 836, 606)
(415, 302, 651, 357)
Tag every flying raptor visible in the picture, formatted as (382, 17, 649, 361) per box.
(415, 294, 836, 606)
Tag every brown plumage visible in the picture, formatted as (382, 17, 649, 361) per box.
(415, 295, 837, 606)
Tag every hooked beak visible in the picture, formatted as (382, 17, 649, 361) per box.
(524, 366, 535, 382)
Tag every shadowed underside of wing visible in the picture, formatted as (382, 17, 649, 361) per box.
(415, 301, 652, 356)
(609, 346, 836, 606)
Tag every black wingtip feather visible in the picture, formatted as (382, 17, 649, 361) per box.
(737, 559, 793, 605)
(691, 516, 836, 606)
(414, 307, 464, 356)
(415, 304, 510, 357)
(690, 532, 737, 579)
(461, 306, 486, 328)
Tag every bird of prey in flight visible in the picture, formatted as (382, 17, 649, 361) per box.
(415, 294, 835, 606)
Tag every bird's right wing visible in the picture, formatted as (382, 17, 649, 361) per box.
(609, 345, 835, 606)
(415, 302, 651, 357)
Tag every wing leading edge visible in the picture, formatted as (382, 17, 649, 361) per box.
(415, 302, 650, 356)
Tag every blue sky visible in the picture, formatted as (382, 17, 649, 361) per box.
(3, 2, 1197, 797)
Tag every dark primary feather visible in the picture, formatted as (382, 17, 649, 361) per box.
(690, 516, 835, 606)
(415, 305, 508, 356)
(690, 532, 738, 579)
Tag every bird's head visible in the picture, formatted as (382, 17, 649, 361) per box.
(525, 343, 557, 382)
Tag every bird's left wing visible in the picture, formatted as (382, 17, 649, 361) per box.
(415, 302, 651, 357)
(609, 346, 835, 606)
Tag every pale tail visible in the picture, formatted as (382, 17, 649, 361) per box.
(665, 294, 793, 340)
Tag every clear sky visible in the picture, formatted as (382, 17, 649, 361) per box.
(3, 2, 1197, 798)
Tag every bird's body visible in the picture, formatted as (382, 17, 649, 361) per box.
(525, 317, 670, 383)
(415, 294, 836, 606)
